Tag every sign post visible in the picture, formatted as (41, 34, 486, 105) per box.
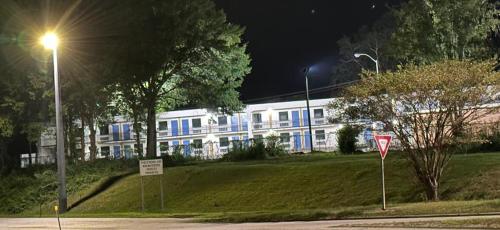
(139, 159, 164, 212)
(374, 135, 392, 210)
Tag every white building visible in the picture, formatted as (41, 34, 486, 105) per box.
(39, 98, 378, 161)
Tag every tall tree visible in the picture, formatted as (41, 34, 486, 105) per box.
(390, 0, 500, 64)
(112, 0, 251, 157)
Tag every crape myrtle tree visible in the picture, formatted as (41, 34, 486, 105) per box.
(112, 0, 251, 157)
(329, 60, 500, 200)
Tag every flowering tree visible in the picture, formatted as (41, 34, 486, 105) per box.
(329, 60, 500, 200)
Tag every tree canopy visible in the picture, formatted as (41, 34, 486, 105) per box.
(329, 60, 500, 200)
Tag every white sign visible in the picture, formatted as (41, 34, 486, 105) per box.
(139, 159, 163, 176)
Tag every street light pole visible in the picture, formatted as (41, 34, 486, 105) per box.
(304, 68, 314, 153)
(42, 32, 67, 213)
(53, 47, 67, 213)
(354, 53, 378, 74)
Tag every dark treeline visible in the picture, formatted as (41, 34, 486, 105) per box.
(0, 0, 251, 173)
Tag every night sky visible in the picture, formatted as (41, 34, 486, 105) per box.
(214, 0, 401, 102)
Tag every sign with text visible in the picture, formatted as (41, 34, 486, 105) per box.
(374, 135, 392, 160)
(139, 159, 163, 176)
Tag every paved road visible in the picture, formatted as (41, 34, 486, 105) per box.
(1, 215, 499, 230)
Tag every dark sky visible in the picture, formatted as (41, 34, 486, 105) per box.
(213, 0, 401, 102)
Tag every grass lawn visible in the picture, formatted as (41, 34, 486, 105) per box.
(62, 152, 500, 220)
(4, 152, 500, 222)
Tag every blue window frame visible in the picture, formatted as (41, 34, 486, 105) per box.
(123, 124, 130, 140)
(171, 120, 179, 136)
(182, 119, 189, 135)
(292, 111, 300, 127)
(112, 125, 120, 141)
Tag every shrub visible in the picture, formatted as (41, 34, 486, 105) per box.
(337, 125, 361, 154)
(265, 135, 287, 157)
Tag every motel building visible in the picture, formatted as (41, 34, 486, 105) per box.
(30, 98, 382, 164)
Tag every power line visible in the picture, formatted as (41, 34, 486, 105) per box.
(243, 80, 359, 104)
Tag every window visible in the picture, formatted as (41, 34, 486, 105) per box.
(193, 139, 203, 148)
(160, 142, 169, 155)
(316, 130, 325, 140)
(99, 125, 109, 135)
(280, 133, 290, 143)
(314, 109, 324, 118)
(100, 146, 110, 156)
(159, 121, 168, 131)
(192, 118, 202, 128)
(279, 111, 289, 121)
(218, 116, 228, 132)
(218, 116, 227, 125)
(252, 113, 262, 123)
(219, 137, 229, 147)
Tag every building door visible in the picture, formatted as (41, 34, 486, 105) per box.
(113, 146, 121, 159)
(304, 131, 311, 151)
(302, 110, 310, 127)
(293, 132, 301, 150)
(112, 125, 120, 141)
(123, 124, 130, 140)
(171, 120, 179, 136)
(124, 145, 132, 159)
(182, 119, 189, 135)
(183, 140, 190, 157)
(292, 111, 300, 127)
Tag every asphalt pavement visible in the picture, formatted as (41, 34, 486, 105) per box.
(1, 215, 499, 230)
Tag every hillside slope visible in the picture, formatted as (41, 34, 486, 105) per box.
(68, 153, 500, 214)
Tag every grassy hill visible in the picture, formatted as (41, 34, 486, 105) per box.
(65, 152, 500, 216)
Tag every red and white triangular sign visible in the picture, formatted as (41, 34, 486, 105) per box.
(374, 135, 392, 160)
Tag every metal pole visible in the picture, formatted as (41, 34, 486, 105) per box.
(381, 158, 386, 210)
(160, 175, 164, 210)
(53, 48, 67, 213)
(305, 74, 314, 152)
(141, 176, 145, 212)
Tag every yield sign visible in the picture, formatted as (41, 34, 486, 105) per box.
(374, 135, 392, 159)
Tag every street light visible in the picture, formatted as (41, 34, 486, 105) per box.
(303, 67, 314, 153)
(41, 32, 67, 213)
(354, 53, 379, 74)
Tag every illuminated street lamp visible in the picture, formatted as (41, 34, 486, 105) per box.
(354, 53, 379, 74)
(41, 32, 67, 213)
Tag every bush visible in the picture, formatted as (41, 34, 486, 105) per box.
(222, 135, 288, 161)
(264, 135, 287, 157)
(337, 125, 361, 154)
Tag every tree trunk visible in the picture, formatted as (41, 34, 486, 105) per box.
(88, 117, 97, 161)
(420, 175, 440, 201)
(133, 115, 143, 157)
(80, 115, 86, 161)
(146, 106, 157, 158)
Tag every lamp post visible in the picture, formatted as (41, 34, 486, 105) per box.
(354, 53, 379, 74)
(303, 67, 314, 153)
(41, 32, 67, 213)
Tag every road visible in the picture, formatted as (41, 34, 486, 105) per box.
(1, 215, 499, 230)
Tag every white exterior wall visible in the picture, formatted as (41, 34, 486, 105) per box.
(41, 98, 377, 160)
